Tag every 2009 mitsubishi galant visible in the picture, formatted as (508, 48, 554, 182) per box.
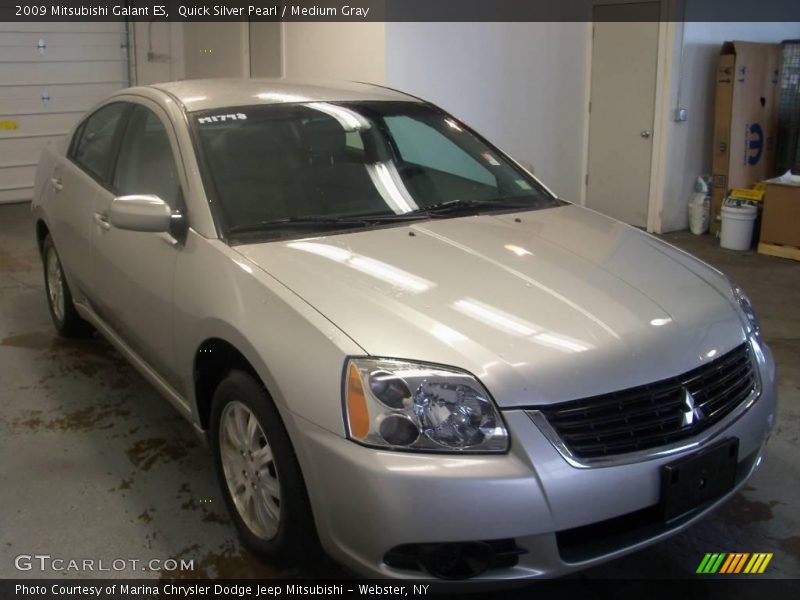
(32, 79, 776, 580)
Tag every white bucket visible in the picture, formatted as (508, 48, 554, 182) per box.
(720, 203, 757, 251)
(688, 192, 710, 235)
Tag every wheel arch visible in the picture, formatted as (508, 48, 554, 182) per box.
(35, 218, 49, 256)
(193, 337, 262, 431)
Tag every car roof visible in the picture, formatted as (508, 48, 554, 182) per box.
(147, 78, 420, 112)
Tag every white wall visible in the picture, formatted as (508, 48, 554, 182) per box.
(386, 22, 590, 201)
(250, 22, 282, 78)
(132, 21, 386, 84)
(131, 22, 184, 85)
(283, 22, 386, 83)
(183, 23, 248, 79)
(661, 19, 800, 231)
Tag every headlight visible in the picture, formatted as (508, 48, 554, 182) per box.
(344, 358, 508, 453)
(732, 284, 760, 338)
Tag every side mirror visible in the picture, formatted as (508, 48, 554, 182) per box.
(108, 195, 172, 233)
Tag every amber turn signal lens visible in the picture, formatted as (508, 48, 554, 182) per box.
(346, 362, 369, 439)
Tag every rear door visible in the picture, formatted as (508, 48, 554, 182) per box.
(89, 100, 185, 386)
(47, 102, 129, 297)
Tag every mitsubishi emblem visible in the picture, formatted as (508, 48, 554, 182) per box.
(681, 388, 705, 427)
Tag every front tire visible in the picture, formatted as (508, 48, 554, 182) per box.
(42, 234, 92, 338)
(210, 370, 318, 563)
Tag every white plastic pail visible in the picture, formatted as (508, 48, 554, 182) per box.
(720, 203, 757, 251)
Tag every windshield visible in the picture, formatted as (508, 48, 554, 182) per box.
(192, 101, 561, 240)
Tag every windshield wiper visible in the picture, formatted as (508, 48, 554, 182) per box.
(227, 198, 538, 236)
(409, 197, 534, 216)
(228, 215, 374, 234)
(355, 212, 431, 222)
(228, 212, 430, 235)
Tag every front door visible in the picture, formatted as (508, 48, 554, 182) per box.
(50, 102, 128, 297)
(90, 101, 185, 387)
(586, 2, 660, 228)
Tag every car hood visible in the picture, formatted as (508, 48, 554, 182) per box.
(235, 205, 747, 407)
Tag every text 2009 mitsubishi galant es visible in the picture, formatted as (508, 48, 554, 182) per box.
(32, 79, 776, 580)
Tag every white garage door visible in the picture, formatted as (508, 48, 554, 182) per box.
(0, 22, 129, 204)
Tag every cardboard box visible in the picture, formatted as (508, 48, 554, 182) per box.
(710, 42, 782, 234)
(760, 181, 800, 248)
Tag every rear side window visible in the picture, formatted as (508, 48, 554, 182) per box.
(70, 103, 128, 182)
(112, 106, 181, 208)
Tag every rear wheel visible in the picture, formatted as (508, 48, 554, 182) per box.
(210, 370, 318, 563)
(42, 235, 92, 338)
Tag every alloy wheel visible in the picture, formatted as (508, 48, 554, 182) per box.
(46, 247, 65, 324)
(219, 400, 281, 540)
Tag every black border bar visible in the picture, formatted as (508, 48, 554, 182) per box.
(3, 0, 800, 22)
(4, 578, 800, 600)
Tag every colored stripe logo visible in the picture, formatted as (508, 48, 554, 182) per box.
(696, 552, 773, 574)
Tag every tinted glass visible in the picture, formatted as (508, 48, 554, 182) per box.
(113, 106, 180, 208)
(193, 101, 558, 237)
(72, 103, 128, 181)
(385, 115, 495, 186)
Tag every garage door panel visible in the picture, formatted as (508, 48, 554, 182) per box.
(0, 164, 36, 191)
(0, 186, 33, 203)
(0, 23, 128, 204)
(0, 96, 105, 115)
(0, 61, 128, 85)
(0, 31, 124, 48)
(0, 136, 64, 165)
(1, 23, 124, 34)
(2, 47, 127, 62)
(0, 30, 127, 62)
(0, 82, 127, 111)
(0, 112, 80, 136)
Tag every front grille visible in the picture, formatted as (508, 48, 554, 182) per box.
(536, 343, 756, 459)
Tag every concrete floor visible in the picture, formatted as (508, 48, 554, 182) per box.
(0, 201, 798, 579)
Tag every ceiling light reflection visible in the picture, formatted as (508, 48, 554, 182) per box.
(431, 323, 468, 345)
(255, 91, 310, 103)
(306, 102, 371, 131)
(233, 259, 253, 274)
(286, 242, 432, 293)
(650, 317, 672, 327)
(366, 161, 419, 214)
(444, 118, 463, 131)
(453, 298, 591, 353)
(454, 299, 536, 337)
(504, 244, 533, 257)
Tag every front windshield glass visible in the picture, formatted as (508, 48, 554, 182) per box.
(192, 101, 561, 239)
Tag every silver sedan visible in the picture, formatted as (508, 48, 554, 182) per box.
(31, 79, 776, 580)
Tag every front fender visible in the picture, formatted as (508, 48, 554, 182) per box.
(173, 231, 365, 436)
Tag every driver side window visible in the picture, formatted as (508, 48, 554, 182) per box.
(112, 105, 181, 208)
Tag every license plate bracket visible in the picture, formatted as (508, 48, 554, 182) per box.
(661, 438, 739, 522)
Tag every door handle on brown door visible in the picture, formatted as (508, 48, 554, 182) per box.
(93, 212, 110, 230)
(50, 177, 63, 191)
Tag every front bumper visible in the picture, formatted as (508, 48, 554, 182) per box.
(293, 341, 777, 579)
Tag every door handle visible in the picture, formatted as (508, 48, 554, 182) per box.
(50, 177, 63, 191)
(93, 212, 110, 230)
(640, 130, 652, 139)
